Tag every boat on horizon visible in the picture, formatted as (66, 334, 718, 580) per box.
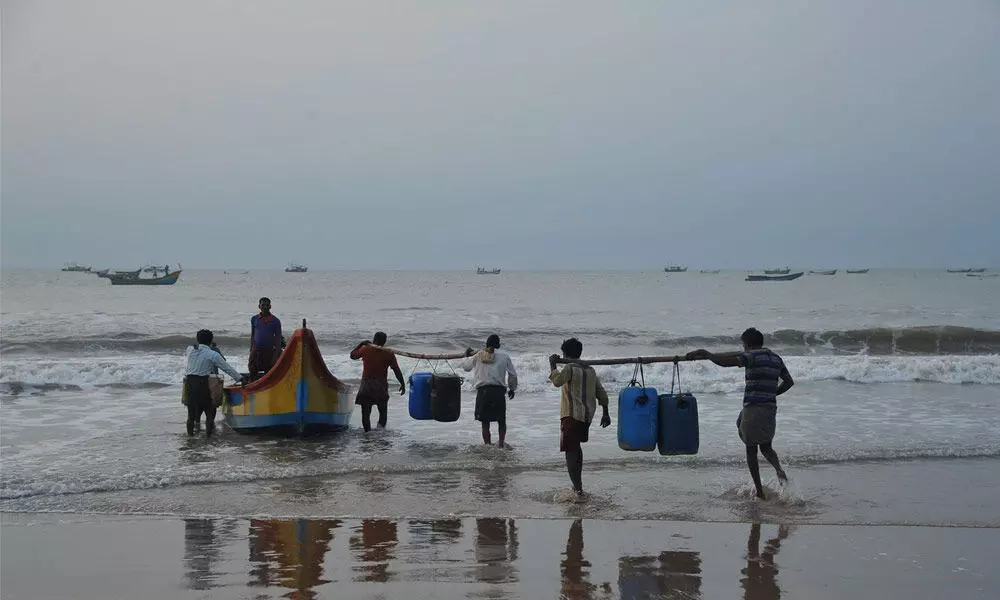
(699, 269, 721, 274)
(846, 269, 870, 274)
(664, 265, 687, 273)
(107, 267, 181, 285)
(809, 269, 837, 275)
(224, 322, 351, 436)
(61, 263, 91, 272)
(746, 272, 804, 282)
(476, 266, 501, 275)
(948, 268, 986, 273)
(285, 263, 308, 273)
(763, 267, 791, 275)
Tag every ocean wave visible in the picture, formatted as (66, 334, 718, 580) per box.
(2, 353, 998, 392)
(3, 325, 999, 356)
(3, 445, 997, 500)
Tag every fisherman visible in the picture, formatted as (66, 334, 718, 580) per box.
(249, 297, 283, 380)
(687, 327, 793, 499)
(548, 338, 611, 500)
(462, 334, 518, 448)
(350, 332, 406, 432)
(185, 329, 246, 436)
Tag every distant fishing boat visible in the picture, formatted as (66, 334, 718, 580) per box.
(967, 273, 997, 278)
(224, 322, 351, 435)
(763, 267, 791, 275)
(746, 272, 804, 282)
(846, 269, 870, 274)
(476, 266, 501, 275)
(699, 269, 721, 274)
(664, 265, 687, 273)
(285, 264, 308, 273)
(107, 268, 181, 286)
(948, 268, 986, 273)
(809, 269, 837, 275)
(61, 263, 91, 272)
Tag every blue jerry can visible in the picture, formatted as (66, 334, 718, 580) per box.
(658, 393, 699, 455)
(408, 372, 434, 420)
(617, 386, 659, 451)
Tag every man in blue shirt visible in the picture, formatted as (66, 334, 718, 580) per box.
(185, 329, 245, 436)
(688, 328, 793, 500)
(249, 297, 283, 381)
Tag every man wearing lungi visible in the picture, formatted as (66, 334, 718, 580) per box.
(350, 332, 406, 432)
(462, 334, 518, 448)
(549, 338, 611, 501)
(687, 328, 794, 499)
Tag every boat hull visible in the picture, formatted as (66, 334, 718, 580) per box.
(109, 270, 181, 285)
(746, 272, 804, 282)
(224, 327, 352, 436)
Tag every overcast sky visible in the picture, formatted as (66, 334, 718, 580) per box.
(3, 1, 999, 270)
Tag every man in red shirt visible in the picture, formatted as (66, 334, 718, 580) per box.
(350, 332, 406, 432)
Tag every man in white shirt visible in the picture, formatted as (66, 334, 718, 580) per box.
(185, 329, 245, 437)
(462, 334, 518, 448)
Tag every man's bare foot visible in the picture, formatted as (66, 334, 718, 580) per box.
(756, 489, 767, 500)
(574, 490, 587, 503)
(777, 470, 788, 484)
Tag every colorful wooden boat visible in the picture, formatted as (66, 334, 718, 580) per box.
(746, 272, 804, 282)
(224, 323, 351, 435)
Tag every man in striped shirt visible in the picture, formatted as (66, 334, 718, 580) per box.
(185, 329, 245, 437)
(687, 328, 793, 500)
(549, 338, 611, 501)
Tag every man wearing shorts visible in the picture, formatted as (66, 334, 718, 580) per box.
(688, 328, 793, 499)
(350, 332, 406, 432)
(462, 334, 518, 448)
(549, 338, 611, 500)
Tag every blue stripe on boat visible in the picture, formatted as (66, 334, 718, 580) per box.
(226, 411, 352, 429)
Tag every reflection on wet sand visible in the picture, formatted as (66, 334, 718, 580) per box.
(561, 519, 613, 599)
(350, 519, 399, 582)
(741, 523, 791, 600)
(248, 518, 340, 600)
(618, 547, 702, 599)
(474, 518, 519, 584)
(183, 518, 237, 590)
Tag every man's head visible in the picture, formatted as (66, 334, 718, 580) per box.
(196, 329, 214, 345)
(561, 337, 583, 359)
(373, 331, 387, 346)
(258, 297, 272, 315)
(486, 334, 501, 350)
(741, 327, 765, 350)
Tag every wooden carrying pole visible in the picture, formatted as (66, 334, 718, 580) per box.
(382, 347, 471, 361)
(553, 354, 710, 366)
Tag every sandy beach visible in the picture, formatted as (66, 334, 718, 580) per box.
(2, 513, 996, 599)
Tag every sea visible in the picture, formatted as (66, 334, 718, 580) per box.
(2, 268, 999, 527)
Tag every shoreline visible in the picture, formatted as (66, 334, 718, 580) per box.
(3, 514, 997, 600)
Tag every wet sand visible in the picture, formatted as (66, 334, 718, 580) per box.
(2, 514, 996, 599)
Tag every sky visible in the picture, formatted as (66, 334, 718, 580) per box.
(3, 0, 999, 270)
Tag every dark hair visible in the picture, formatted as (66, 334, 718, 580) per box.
(561, 337, 583, 359)
(741, 327, 764, 348)
(259, 297, 271, 305)
(196, 329, 214, 345)
(486, 334, 501, 349)
(373, 331, 387, 346)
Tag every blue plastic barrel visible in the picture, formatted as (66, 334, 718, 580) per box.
(657, 393, 699, 455)
(408, 372, 434, 420)
(617, 386, 659, 451)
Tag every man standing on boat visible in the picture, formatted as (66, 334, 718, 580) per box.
(687, 327, 793, 500)
(462, 334, 518, 448)
(185, 329, 245, 436)
(549, 338, 611, 501)
(350, 332, 407, 432)
(249, 297, 283, 381)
